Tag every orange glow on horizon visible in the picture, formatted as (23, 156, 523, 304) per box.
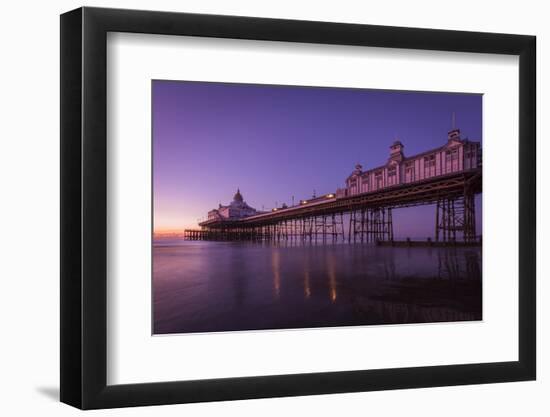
(153, 228, 188, 239)
(154, 219, 202, 237)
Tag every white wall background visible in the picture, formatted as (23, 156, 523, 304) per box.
(0, 0, 545, 415)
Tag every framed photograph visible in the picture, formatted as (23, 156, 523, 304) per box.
(60, 7, 536, 409)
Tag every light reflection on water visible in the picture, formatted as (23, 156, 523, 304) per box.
(153, 240, 482, 335)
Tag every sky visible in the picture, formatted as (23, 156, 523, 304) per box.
(153, 80, 482, 237)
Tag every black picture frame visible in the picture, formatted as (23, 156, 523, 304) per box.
(60, 6, 536, 410)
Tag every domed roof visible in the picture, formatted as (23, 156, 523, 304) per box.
(233, 188, 244, 203)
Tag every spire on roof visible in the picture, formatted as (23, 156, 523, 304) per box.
(233, 188, 244, 203)
(448, 112, 461, 141)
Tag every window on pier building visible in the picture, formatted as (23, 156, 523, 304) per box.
(466, 148, 477, 165)
(464, 148, 476, 169)
(424, 154, 436, 167)
(445, 148, 459, 172)
(446, 148, 458, 161)
(349, 178, 358, 195)
(405, 161, 415, 182)
(375, 171, 383, 189)
(387, 166, 397, 186)
(360, 174, 369, 192)
(423, 154, 436, 178)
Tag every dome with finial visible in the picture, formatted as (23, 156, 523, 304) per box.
(233, 188, 244, 203)
(209, 188, 259, 220)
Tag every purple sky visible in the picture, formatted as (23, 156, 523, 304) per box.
(153, 80, 482, 237)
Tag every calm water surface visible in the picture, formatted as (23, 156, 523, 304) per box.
(153, 240, 482, 334)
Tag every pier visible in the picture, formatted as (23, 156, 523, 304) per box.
(185, 131, 482, 244)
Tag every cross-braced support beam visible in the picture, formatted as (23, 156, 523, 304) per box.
(349, 207, 393, 243)
(435, 190, 476, 243)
